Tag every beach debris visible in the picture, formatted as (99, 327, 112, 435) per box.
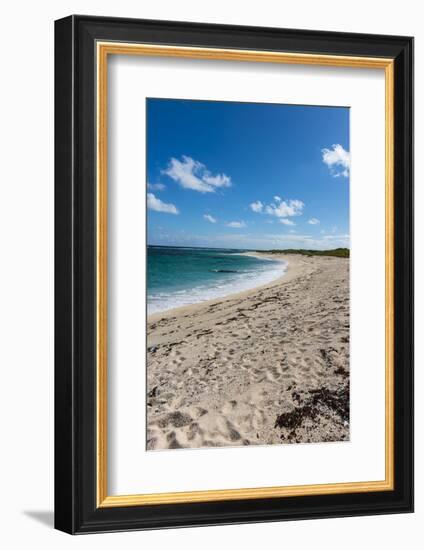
(309, 386, 350, 423)
(292, 391, 301, 404)
(334, 366, 349, 378)
(275, 384, 350, 432)
(275, 405, 318, 430)
(147, 386, 159, 408)
(148, 386, 158, 398)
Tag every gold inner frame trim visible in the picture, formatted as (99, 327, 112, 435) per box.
(96, 42, 395, 508)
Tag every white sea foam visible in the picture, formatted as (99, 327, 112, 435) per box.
(148, 258, 287, 314)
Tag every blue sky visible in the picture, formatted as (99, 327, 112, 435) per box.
(146, 98, 350, 250)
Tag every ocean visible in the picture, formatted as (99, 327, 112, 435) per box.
(147, 246, 287, 314)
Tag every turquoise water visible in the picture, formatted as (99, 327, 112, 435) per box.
(147, 246, 287, 314)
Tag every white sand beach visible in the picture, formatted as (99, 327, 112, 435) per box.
(146, 254, 350, 450)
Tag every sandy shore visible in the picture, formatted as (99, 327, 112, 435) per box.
(146, 254, 350, 450)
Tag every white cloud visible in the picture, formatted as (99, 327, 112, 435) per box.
(322, 233, 350, 243)
(265, 199, 304, 218)
(256, 232, 350, 249)
(226, 221, 247, 228)
(203, 174, 231, 187)
(249, 200, 263, 213)
(147, 193, 179, 214)
(250, 197, 305, 227)
(163, 155, 232, 193)
(147, 182, 166, 191)
(308, 218, 320, 225)
(203, 214, 217, 223)
(322, 144, 350, 177)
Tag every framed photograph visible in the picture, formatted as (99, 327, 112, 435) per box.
(54, 15, 413, 534)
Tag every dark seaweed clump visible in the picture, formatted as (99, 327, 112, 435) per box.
(275, 385, 350, 431)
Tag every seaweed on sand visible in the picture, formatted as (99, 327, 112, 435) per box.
(275, 385, 350, 431)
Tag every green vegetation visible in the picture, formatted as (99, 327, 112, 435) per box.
(257, 248, 350, 258)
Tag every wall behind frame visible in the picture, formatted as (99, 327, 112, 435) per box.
(0, 1, 419, 549)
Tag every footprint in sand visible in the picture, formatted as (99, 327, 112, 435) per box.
(225, 420, 242, 442)
(268, 364, 285, 381)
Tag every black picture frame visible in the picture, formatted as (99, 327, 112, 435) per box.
(55, 15, 414, 534)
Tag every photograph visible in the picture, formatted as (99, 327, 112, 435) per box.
(146, 98, 350, 450)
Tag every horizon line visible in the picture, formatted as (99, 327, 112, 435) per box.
(147, 244, 351, 251)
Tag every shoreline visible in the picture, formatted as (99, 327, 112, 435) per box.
(147, 254, 350, 450)
(147, 253, 307, 324)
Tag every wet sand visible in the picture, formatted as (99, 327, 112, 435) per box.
(146, 254, 350, 450)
